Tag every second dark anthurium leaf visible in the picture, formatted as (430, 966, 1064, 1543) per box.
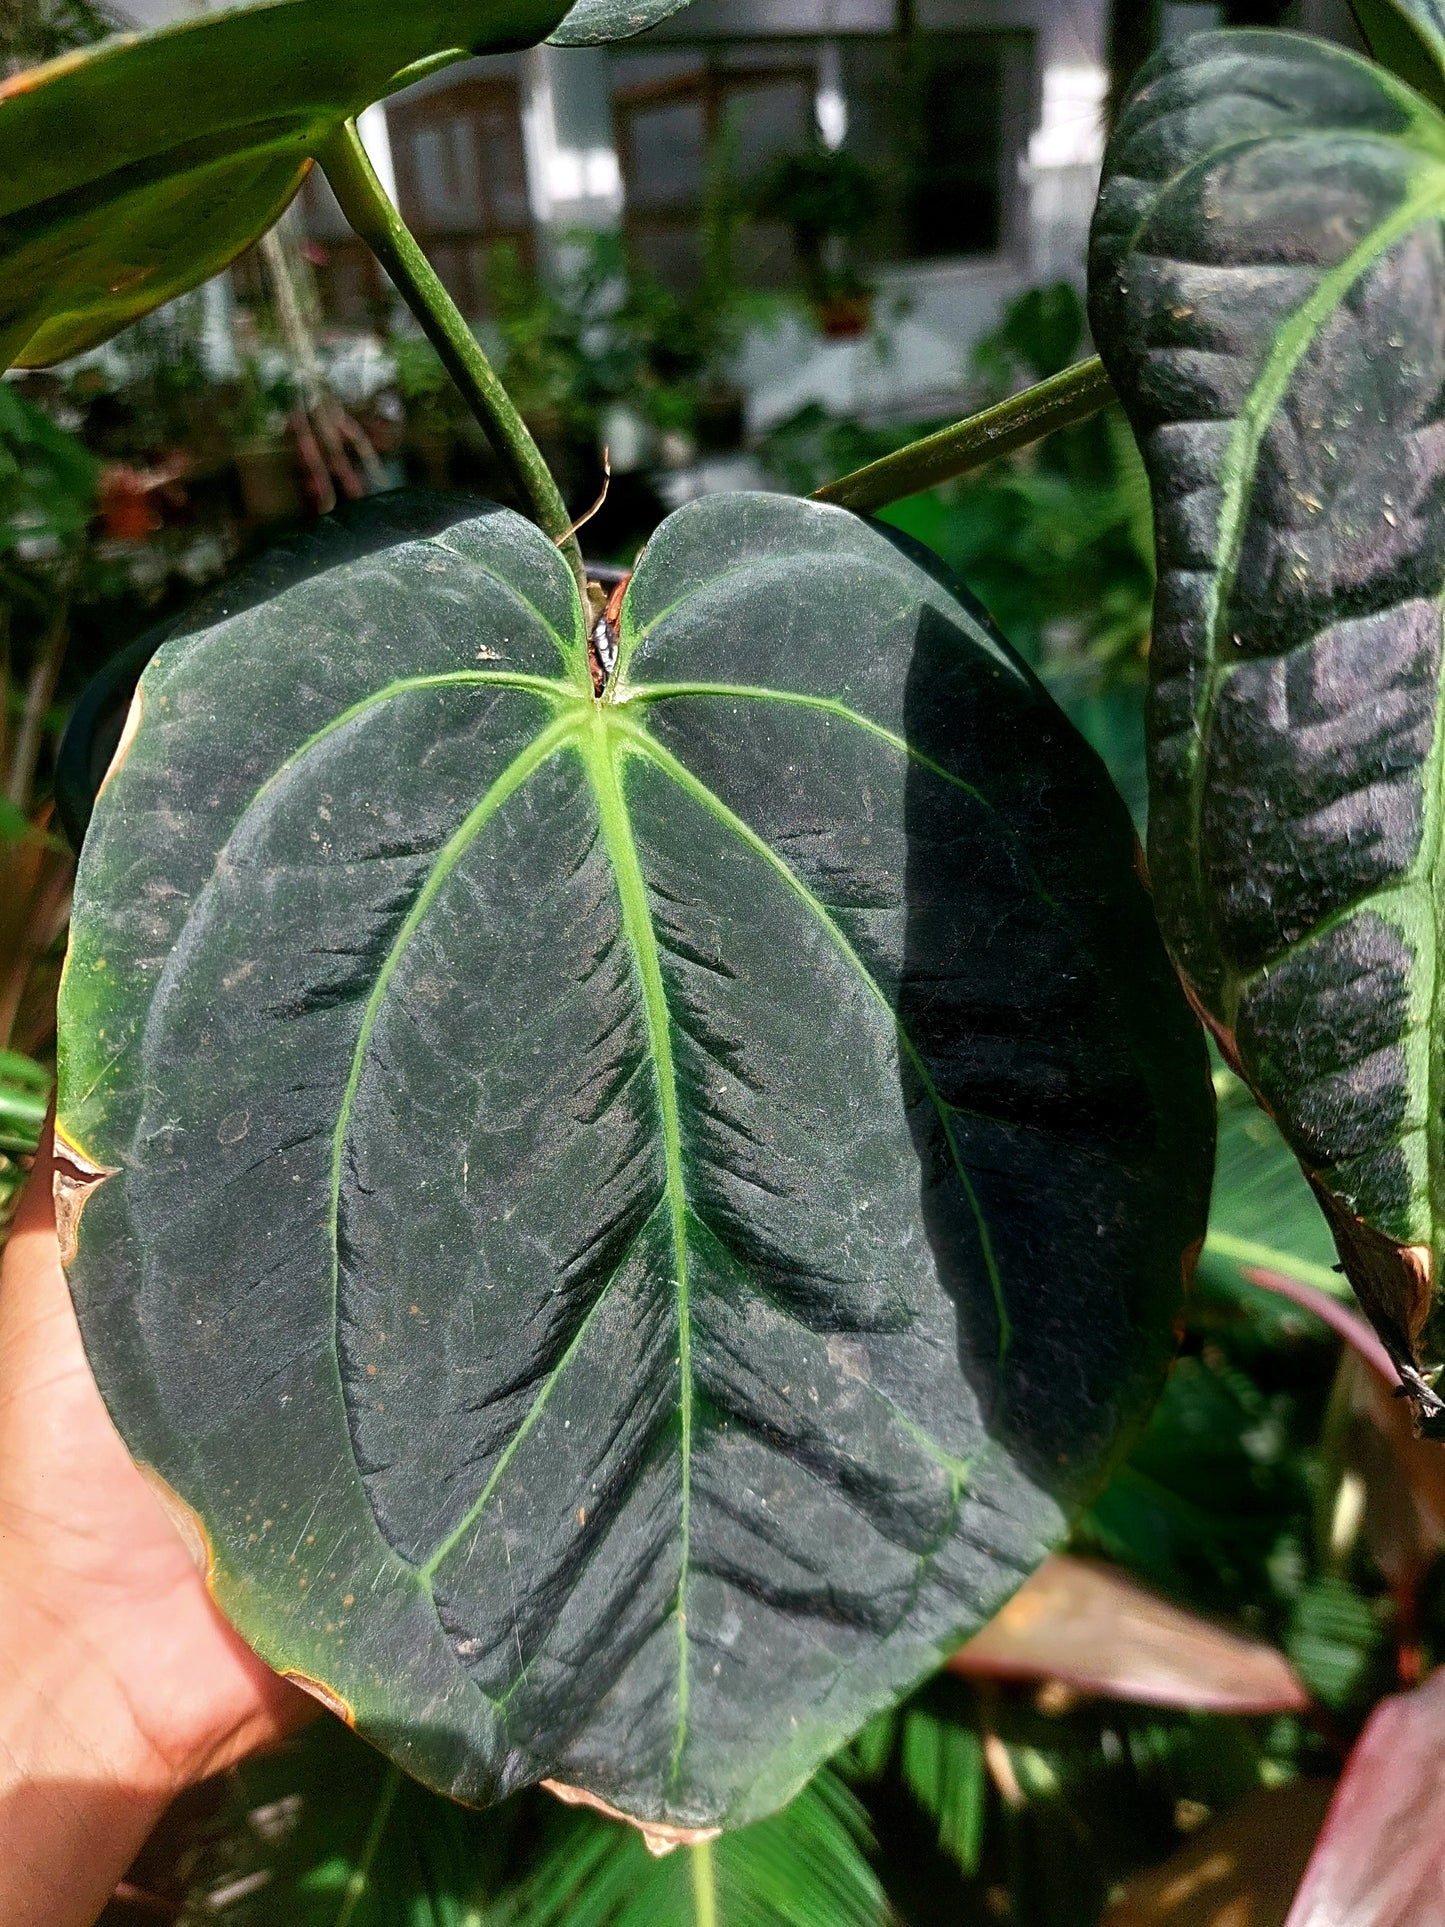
(1089, 27, 1445, 1424)
(57, 489, 1210, 1832)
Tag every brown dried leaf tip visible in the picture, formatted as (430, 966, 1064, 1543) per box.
(541, 1778, 722, 1858)
(136, 1463, 214, 1579)
(51, 1131, 117, 1267)
(281, 1671, 356, 1726)
(1311, 1184, 1445, 1435)
(96, 683, 143, 803)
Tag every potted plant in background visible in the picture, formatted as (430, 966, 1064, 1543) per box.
(749, 143, 881, 337)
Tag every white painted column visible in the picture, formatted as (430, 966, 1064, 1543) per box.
(1023, 0, 1109, 290)
(355, 101, 400, 209)
(520, 44, 624, 236)
(815, 41, 847, 150)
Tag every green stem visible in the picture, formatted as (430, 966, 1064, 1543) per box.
(690, 1839, 719, 1927)
(317, 119, 586, 597)
(812, 355, 1116, 515)
(334, 1766, 401, 1927)
(380, 49, 469, 98)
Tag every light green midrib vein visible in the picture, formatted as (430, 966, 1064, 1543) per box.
(1413, 602, 1445, 1281)
(577, 715, 695, 1788)
(615, 680, 1057, 913)
(327, 709, 581, 1435)
(1199, 163, 1445, 720)
(1169, 148, 1445, 1275)
(421, 537, 590, 683)
(1187, 163, 1445, 934)
(253, 669, 576, 813)
(611, 714, 1012, 1363)
(420, 1196, 668, 1582)
(98, 674, 573, 1156)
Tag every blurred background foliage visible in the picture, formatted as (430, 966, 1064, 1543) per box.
(0, 25, 1425, 1910)
(0, 0, 125, 68)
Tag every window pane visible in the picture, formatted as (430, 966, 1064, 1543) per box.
(479, 107, 530, 228)
(903, 42, 1005, 257)
(726, 79, 812, 182)
(845, 34, 1014, 264)
(625, 99, 707, 210)
(410, 118, 482, 228)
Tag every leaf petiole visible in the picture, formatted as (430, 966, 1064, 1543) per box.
(813, 355, 1115, 514)
(316, 118, 587, 599)
(690, 1838, 719, 1927)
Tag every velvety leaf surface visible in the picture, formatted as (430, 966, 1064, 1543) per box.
(1089, 29, 1445, 1420)
(0, 0, 571, 369)
(58, 489, 1210, 1831)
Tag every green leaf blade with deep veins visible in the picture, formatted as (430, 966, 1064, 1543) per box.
(58, 490, 1210, 1831)
(1089, 29, 1445, 1413)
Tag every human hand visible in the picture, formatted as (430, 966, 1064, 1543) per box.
(0, 1126, 309, 1927)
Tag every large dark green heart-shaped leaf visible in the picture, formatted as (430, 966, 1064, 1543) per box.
(1089, 29, 1445, 1419)
(57, 489, 1210, 1831)
(0, 0, 578, 369)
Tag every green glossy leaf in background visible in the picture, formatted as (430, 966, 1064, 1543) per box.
(1349, 0, 1445, 114)
(0, 0, 577, 370)
(0, 378, 99, 546)
(1089, 28, 1445, 1419)
(0, 1048, 49, 1159)
(1202, 1068, 1344, 1306)
(58, 488, 1210, 1831)
(143, 1715, 889, 1926)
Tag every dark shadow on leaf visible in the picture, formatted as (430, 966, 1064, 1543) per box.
(892, 518, 1210, 1501)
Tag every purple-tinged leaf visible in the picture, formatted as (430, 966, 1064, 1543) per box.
(951, 1554, 1307, 1714)
(1285, 1667, 1445, 1926)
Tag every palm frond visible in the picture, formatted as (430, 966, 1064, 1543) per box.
(173, 1725, 513, 1927)
(898, 1705, 986, 1875)
(497, 1769, 889, 1927)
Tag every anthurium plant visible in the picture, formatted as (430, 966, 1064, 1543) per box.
(1090, 0, 1445, 1433)
(15, 0, 1445, 1907)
